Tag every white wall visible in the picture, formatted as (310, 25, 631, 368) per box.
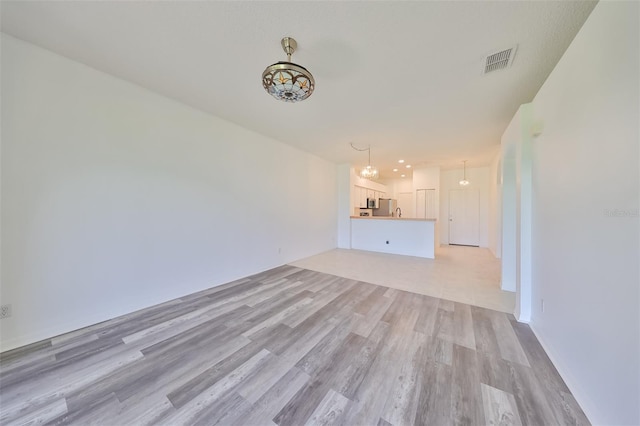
(351, 169, 389, 194)
(527, 2, 639, 424)
(515, 104, 533, 323)
(0, 35, 338, 351)
(501, 104, 533, 315)
(500, 156, 517, 293)
(439, 167, 490, 247)
(412, 167, 440, 194)
(379, 177, 412, 199)
(488, 152, 501, 258)
(337, 164, 352, 249)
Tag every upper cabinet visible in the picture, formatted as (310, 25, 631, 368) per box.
(353, 186, 368, 208)
(353, 187, 389, 209)
(366, 189, 375, 201)
(353, 181, 389, 212)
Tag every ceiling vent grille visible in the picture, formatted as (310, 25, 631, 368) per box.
(483, 45, 517, 74)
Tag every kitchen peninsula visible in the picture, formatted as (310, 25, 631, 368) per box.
(350, 216, 437, 259)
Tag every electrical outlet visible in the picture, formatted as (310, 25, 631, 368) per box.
(541, 299, 545, 313)
(0, 304, 12, 319)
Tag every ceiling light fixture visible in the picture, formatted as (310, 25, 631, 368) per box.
(406, 165, 412, 169)
(459, 160, 470, 186)
(393, 168, 398, 172)
(262, 37, 315, 103)
(401, 174, 406, 178)
(351, 143, 379, 180)
(398, 160, 405, 163)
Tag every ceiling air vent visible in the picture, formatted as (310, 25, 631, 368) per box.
(483, 45, 517, 74)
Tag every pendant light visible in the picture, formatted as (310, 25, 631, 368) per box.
(262, 37, 315, 103)
(459, 160, 470, 186)
(351, 143, 379, 180)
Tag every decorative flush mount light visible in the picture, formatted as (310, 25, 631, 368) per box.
(351, 143, 379, 180)
(262, 37, 315, 103)
(459, 160, 470, 186)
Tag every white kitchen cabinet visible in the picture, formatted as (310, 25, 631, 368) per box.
(366, 189, 375, 201)
(353, 186, 359, 208)
(355, 186, 367, 208)
(353, 185, 390, 210)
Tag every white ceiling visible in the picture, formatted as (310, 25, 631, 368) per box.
(0, 1, 596, 179)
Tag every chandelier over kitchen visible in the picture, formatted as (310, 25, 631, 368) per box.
(262, 37, 315, 103)
(351, 143, 379, 180)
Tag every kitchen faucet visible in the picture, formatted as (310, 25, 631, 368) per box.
(396, 207, 402, 218)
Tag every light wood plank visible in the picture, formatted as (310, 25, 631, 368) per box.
(487, 310, 531, 367)
(481, 383, 523, 426)
(303, 389, 351, 426)
(415, 357, 453, 425)
(234, 367, 310, 426)
(3, 397, 68, 426)
(508, 361, 558, 426)
(451, 344, 485, 425)
(0, 267, 589, 426)
(351, 291, 395, 338)
(158, 349, 272, 425)
(379, 332, 424, 426)
(237, 319, 338, 403)
(452, 302, 477, 349)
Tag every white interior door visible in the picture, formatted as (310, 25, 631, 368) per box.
(397, 192, 413, 218)
(449, 189, 480, 246)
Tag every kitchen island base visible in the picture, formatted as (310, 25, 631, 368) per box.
(350, 216, 436, 259)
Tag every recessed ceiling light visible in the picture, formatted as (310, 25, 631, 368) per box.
(406, 165, 411, 168)
(393, 168, 398, 172)
(398, 160, 405, 163)
(401, 174, 406, 178)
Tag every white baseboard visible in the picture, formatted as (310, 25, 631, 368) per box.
(0, 310, 116, 352)
(529, 323, 597, 425)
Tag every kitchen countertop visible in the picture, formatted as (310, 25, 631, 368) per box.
(350, 216, 436, 222)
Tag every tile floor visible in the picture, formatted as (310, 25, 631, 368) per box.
(289, 245, 515, 313)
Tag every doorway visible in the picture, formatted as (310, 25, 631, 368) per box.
(449, 189, 480, 246)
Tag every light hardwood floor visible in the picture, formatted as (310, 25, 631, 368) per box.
(0, 266, 588, 425)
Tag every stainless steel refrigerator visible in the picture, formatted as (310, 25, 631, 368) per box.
(373, 198, 398, 217)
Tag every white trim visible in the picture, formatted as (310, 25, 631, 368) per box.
(529, 323, 595, 425)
